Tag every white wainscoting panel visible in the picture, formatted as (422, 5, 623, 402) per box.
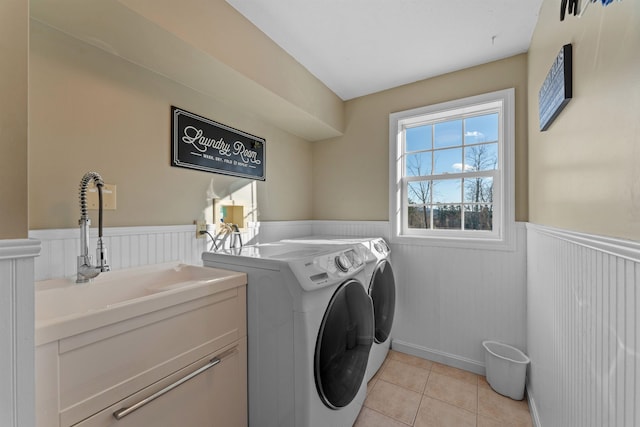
(0, 239, 40, 427)
(30, 220, 527, 381)
(30, 221, 390, 280)
(31, 226, 209, 281)
(30, 222, 317, 281)
(527, 224, 640, 427)
(391, 222, 528, 374)
(311, 221, 390, 239)
(245, 221, 313, 245)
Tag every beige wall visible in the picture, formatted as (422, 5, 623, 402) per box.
(29, 22, 313, 229)
(528, 0, 640, 240)
(29, 0, 344, 143)
(0, 0, 28, 239)
(313, 55, 529, 221)
(32, 0, 640, 234)
(118, 0, 344, 139)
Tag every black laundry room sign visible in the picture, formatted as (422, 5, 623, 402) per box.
(171, 106, 266, 180)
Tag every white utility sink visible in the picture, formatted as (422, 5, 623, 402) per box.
(35, 262, 246, 345)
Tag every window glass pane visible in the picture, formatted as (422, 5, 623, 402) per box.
(406, 125, 432, 152)
(464, 177, 493, 203)
(464, 204, 493, 230)
(432, 179, 461, 204)
(407, 181, 432, 205)
(408, 206, 430, 229)
(465, 113, 498, 144)
(433, 148, 463, 175)
(433, 205, 461, 229)
(434, 120, 462, 148)
(405, 152, 432, 176)
(465, 143, 498, 172)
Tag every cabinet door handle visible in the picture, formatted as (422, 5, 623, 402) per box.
(112, 357, 221, 420)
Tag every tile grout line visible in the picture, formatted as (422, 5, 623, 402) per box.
(413, 367, 430, 426)
(477, 375, 480, 427)
(360, 351, 533, 427)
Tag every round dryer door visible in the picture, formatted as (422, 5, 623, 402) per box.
(314, 279, 373, 409)
(370, 260, 396, 344)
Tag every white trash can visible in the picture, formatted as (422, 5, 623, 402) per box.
(482, 340, 530, 400)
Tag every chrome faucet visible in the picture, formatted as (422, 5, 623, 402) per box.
(77, 172, 110, 283)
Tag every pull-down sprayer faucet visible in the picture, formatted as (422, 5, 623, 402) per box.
(76, 171, 110, 283)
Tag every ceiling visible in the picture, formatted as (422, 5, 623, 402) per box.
(226, 0, 543, 100)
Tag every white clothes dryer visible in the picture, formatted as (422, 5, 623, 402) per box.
(281, 236, 396, 382)
(202, 242, 374, 427)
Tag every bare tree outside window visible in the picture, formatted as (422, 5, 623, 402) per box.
(406, 153, 436, 228)
(464, 144, 496, 230)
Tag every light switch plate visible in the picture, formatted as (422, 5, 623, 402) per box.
(86, 183, 116, 210)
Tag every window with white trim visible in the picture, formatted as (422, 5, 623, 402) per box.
(389, 89, 515, 248)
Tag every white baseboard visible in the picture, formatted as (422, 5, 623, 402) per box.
(526, 379, 542, 427)
(391, 339, 485, 376)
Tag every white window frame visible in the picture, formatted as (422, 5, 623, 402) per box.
(389, 88, 515, 250)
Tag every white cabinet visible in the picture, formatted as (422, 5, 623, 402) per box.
(36, 277, 247, 427)
(75, 340, 246, 426)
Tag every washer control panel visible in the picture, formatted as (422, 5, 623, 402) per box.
(334, 253, 351, 272)
(291, 246, 365, 291)
(371, 237, 390, 258)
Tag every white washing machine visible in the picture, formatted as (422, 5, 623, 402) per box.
(281, 236, 396, 382)
(202, 241, 374, 427)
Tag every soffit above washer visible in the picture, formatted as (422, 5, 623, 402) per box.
(226, 0, 543, 100)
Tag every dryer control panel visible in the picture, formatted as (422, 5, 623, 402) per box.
(290, 246, 366, 291)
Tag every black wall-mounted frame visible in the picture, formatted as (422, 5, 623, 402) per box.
(539, 44, 573, 131)
(171, 106, 266, 180)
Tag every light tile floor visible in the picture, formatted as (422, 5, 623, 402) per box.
(355, 350, 532, 427)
